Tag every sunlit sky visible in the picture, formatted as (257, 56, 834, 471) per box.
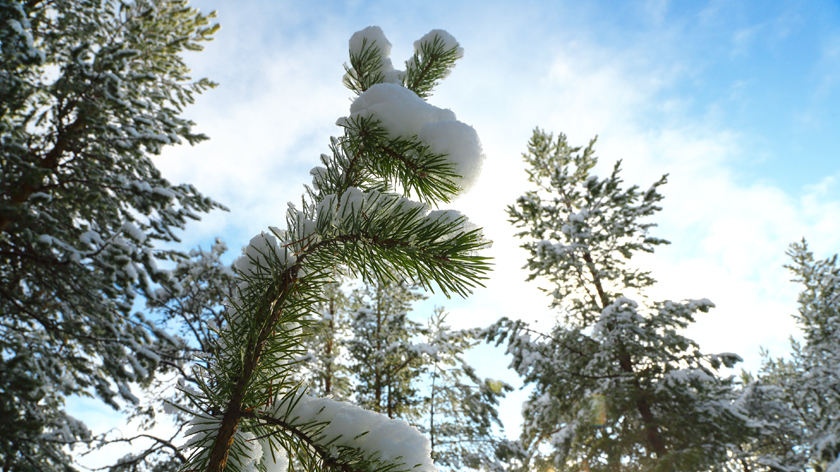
(70, 0, 840, 464)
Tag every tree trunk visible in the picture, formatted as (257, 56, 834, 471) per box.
(325, 297, 335, 395)
(0, 114, 86, 232)
(584, 250, 666, 459)
(429, 365, 437, 461)
(374, 282, 383, 413)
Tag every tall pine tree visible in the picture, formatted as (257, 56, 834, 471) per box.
(485, 129, 751, 472)
(723, 370, 806, 471)
(749, 241, 840, 472)
(348, 279, 428, 419)
(422, 309, 512, 471)
(297, 275, 353, 401)
(296, 279, 512, 472)
(0, 1, 221, 469)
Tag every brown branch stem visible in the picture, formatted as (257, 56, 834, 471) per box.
(1, 114, 86, 232)
(204, 268, 300, 472)
(582, 248, 666, 458)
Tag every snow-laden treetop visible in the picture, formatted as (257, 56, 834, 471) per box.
(342, 26, 483, 193)
(180, 26, 490, 472)
(347, 26, 465, 87)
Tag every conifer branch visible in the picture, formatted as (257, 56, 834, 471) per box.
(180, 26, 488, 472)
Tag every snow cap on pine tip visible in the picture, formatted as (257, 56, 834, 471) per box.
(341, 83, 484, 193)
(276, 393, 437, 472)
(348, 26, 401, 84)
(414, 29, 464, 59)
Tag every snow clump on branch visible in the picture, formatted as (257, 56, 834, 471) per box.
(233, 232, 296, 277)
(348, 26, 402, 84)
(414, 29, 464, 61)
(184, 414, 289, 472)
(342, 83, 485, 192)
(273, 393, 436, 472)
(424, 209, 487, 246)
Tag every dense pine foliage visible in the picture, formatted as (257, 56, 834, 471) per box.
(176, 26, 491, 472)
(740, 242, 840, 472)
(0, 1, 220, 469)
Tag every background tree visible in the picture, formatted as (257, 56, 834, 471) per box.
(485, 129, 751, 472)
(52, 241, 239, 472)
(296, 279, 512, 471)
(294, 277, 512, 471)
(748, 241, 840, 472)
(117, 240, 238, 471)
(297, 274, 353, 400)
(722, 370, 806, 471)
(421, 309, 512, 471)
(178, 26, 491, 472)
(0, 1, 220, 470)
(348, 279, 428, 419)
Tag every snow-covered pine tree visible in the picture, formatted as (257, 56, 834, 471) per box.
(64, 241, 239, 472)
(0, 1, 221, 469)
(721, 370, 806, 471)
(133, 241, 239, 470)
(297, 275, 353, 401)
(179, 26, 490, 472)
(348, 279, 429, 420)
(422, 309, 512, 471)
(150, 240, 238, 358)
(754, 241, 840, 472)
(485, 129, 750, 472)
(88, 241, 238, 471)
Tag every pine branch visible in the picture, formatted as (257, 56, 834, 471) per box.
(185, 26, 487, 472)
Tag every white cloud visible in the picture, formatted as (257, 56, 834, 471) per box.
(152, 9, 354, 247)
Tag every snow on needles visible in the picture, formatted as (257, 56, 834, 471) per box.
(349, 26, 402, 84)
(349, 27, 465, 87)
(185, 415, 289, 472)
(233, 232, 296, 277)
(276, 393, 436, 472)
(343, 83, 485, 193)
(414, 29, 464, 59)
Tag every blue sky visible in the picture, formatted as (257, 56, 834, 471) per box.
(70, 0, 840, 466)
